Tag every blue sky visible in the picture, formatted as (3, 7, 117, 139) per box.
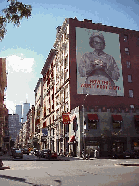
(0, 0, 139, 114)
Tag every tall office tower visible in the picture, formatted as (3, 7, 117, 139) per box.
(16, 105, 22, 122)
(23, 103, 30, 123)
(8, 114, 19, 142)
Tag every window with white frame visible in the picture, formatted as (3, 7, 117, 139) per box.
(126, 61, 131, 68)
(130, 105, 134, 109)
(125, 47, 129, 55)
(128, 75, 132, 82)
(124, 35, 128, 42)
(129, 89, 134, 98)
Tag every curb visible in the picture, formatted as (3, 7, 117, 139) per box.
(118, 163, 139, 166)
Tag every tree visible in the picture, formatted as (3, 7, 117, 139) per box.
(0, 0, 32, 41)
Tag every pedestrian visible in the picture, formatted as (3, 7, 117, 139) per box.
(0, 159, 3, 167)
(60, 148, 63, 156)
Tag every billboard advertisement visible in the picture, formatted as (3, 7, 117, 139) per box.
(76, 27, 124, 96)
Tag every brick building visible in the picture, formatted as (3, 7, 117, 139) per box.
(0, 58, 8, 150)
(40, 18, 139, 157)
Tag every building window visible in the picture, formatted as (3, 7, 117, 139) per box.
(65, 124, 69, 132)
(128, 75, 132, 82)
(129, 89, 134, 98)
(88, 120, 97, 129)
(124, 35, 128, 42)
(126, 61, 131, 68)
(113, 122, 121, 129)
(130, 105, 134, 109)
(125, 47, 129, 55)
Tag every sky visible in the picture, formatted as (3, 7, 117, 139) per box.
(0, 0, 139, 114)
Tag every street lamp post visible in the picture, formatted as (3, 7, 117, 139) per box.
(82, 94, 88, 157)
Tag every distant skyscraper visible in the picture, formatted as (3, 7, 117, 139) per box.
(8, 114, 20, 142)
(16, 105, 22, 122)
(23, 103, 30, 123)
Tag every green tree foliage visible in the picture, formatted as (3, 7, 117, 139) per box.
(0, 0, 32, 41)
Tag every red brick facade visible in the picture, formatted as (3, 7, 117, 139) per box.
(69, 18, 139, 110)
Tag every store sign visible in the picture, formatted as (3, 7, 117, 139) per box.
(62, 113, 70, 124)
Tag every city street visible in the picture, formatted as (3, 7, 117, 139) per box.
(0, 155, 139, 186)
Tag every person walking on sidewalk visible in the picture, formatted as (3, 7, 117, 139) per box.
(0, 159, 3, 167)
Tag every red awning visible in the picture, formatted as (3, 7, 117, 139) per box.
(87, 114, 98, 121)
(134, 115, 139, 121)
(68, 135, 75, 143)
(112, 115, 123, 122)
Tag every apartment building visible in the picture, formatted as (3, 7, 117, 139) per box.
(40, 17, 139, 157)
(26, 105, 35, 148)
(34, 78, 43, 149)
(0, 58, 8, 149)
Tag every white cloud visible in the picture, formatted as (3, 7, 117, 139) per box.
(6, 55, 34, 73)
(6, 55, 35, 113)
(6, 100, 16, 114)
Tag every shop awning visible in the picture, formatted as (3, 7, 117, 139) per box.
(134, 115, 139, 121)
(68, 135, 75, 143)
(87, 114, 98, 121)
(112, 115, 123, 122)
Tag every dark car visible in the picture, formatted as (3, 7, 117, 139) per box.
(45, 149, 51, 160)
(23, 148, 29, 155)
(40, 149, 50, 158)
(113, 151, 125, 159)
(34, 149, 39, 156)
(51, 151, 57, 159)
(13, 150, 23, 159)
(123, 150, 138, 159)
(113, 150, 139, 159)
(11, 148, 19, 156)
(36, 150, 41, 157)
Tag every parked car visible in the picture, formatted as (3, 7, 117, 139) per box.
(33, 148, 37, 155)
(13, 150, 23, 159)
(30, 150, 34, 155)
(113, 150, 139, 159)
(36, 150, 41, 157)
(34, 149, 39, 156)
(113, 151, 124, 159)
(40, 149, 50, 158)
(51, 151, 57, 159)
(11, 148, 19, 156)
(23, 148, 29, 155)
(123, 150, 139, 159)
(45, 149, 51, 160)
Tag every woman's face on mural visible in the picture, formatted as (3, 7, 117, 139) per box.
(93, 37, 104, 51)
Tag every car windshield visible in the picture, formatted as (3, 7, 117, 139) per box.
(43, 150, 48, 152)
(16, 150, 21, 153)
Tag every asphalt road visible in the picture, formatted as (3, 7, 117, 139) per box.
(0, 157, 139, 186)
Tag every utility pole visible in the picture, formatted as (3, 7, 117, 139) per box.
(82, 94, 88, 157)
